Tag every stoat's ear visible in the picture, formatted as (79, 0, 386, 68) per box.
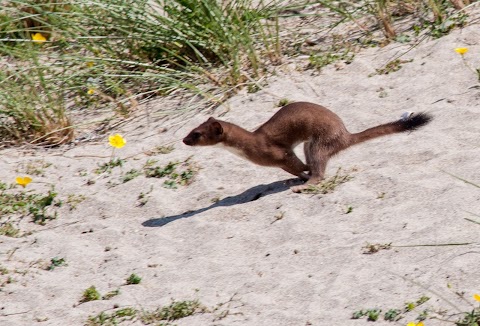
(207, 117, 217, 122)
(211, 121, 223, 135)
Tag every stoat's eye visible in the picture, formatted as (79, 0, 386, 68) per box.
(192, 132, 201, 139)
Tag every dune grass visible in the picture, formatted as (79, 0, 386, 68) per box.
(0, 0, 286, 146)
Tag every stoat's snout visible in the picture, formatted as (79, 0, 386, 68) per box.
(183, 131, 201, 146)
(182, 137, 193, 146)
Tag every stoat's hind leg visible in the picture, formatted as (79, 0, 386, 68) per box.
(291, 141, 329, 193)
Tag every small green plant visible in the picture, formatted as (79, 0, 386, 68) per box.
(29, 189, 60, 225)
(417, 309, 429, 321)
(247, 83, 261, 93)
(144, 161, 177, 178)
(179, 170, 195, 185)
(66, 194, 86, 210)
(0, 222, 20, 237)
(373, 59, 413, 75)
(367, 309, 382, 321)
(276, 98, 291, 107)
(163, 180, 178, 189)
(122, 169, 141, 183)
(81, 286, 101, 303)
(46, 257, 67, 271)
(1, 276, 15, 287)
(137, 186, 153, 207)
(144, 158, 198, 189)
(384, 308, 402, 321)
(345, 205, 353, 214)
(0, 265, 9, 275)
(405, 296, 430, 312)
(308, 50, 354, 71)
(352, 308, 382, 321)
(352, 309, 367, 319)
(148, 145, 175, 155)
(95, 158, 125, 174)
(78, 169, 88, 177)
(416, 296, 430, 306)
(126, 273, 141, 285)
(87, 307, 137, 326)
(102, 289, 120, 300)
(140, 300, 204, 323)
(300, 168, 353, 194)
(405, 301, 416, 312)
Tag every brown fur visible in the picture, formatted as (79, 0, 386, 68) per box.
(183, 102, 432, 192)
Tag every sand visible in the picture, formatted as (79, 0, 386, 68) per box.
(1, 16, 479, 326)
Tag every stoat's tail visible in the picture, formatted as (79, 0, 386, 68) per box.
(349, 112, 433, 146)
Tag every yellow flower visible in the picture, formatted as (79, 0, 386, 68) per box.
(454, 47, 468, 55)
(16, 176, 32, 188)
(474, 293, 480, 302)
(109, 134, 126, 149)
(86, 61, 94, 68)
(32, 33, 46, 43)
(407, 322, 424, 326)
(87, 88, 95, 95)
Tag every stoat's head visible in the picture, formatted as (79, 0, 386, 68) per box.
(183, 117, 224, 146)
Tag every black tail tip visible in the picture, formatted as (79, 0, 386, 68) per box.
(401, 112, 433, 131)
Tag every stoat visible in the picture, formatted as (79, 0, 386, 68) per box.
(183, 102, 432, 192)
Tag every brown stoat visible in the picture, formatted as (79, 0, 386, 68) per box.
(183, 102, 432, 192)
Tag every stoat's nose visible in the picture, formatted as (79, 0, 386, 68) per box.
(183, 138, 192, 146)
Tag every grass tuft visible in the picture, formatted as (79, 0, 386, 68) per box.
(81, 286, 101, 303)
(87, 307, 137, 326)
(0, 222, 20, 237)
(300, 168, 354, 194)
(140, 299, 204, 323)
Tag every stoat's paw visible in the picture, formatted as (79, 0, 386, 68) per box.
(299, 172, 310, 181)
(290, 184, 308, 193)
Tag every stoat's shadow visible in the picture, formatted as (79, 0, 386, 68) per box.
(142, 178, 302, 227)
